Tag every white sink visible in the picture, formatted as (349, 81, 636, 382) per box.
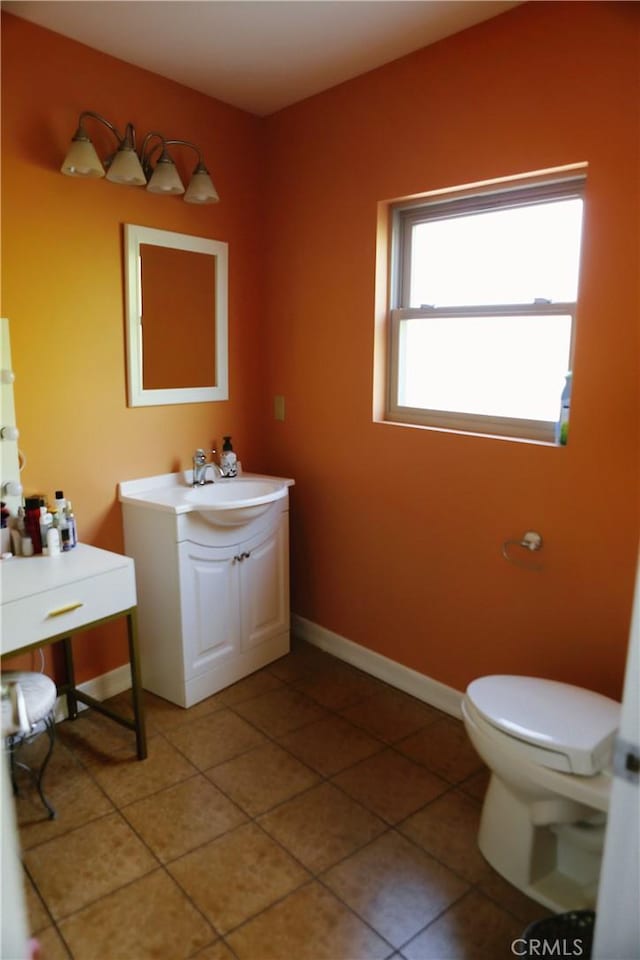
(119, 471, 293, 527)
(185, 477, 288, 525)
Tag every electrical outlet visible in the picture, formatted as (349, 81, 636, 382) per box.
(274, 395, 285, 421)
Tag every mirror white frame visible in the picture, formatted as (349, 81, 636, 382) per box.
(124, 224, 228, 406)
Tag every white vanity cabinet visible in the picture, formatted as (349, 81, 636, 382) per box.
(119, 472, 293, 707)
(178, 513, 290, 697)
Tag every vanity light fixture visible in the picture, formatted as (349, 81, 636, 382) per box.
(60, 111, 219, 204)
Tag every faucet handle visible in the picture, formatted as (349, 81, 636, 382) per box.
(193, 448, 207, 464)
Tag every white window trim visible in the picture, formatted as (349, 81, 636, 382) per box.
(385, 176, 585, 443)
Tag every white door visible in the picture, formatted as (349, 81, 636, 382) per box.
(179, 542, 240, 679)
(593, 551, 640, 958)
(240, 514, 290, 652)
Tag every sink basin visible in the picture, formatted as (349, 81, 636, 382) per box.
(119, 471, 293, 527)
(185, 478, 288, 525)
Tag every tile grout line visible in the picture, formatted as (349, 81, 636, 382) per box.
(46, 663, 387, 952)
(215, 661, 492, 949)
(19, 644, 499, 959)
(125, 689, 448, 953)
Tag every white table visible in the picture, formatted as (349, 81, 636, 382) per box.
(1, 544, 147, 759)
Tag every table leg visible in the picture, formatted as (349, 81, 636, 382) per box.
(126, 610, 147, 760)
(61, 636, 78, 720)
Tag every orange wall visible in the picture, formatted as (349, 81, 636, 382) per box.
(260, 1, 640, 699)
(2, 4, 639, 700)
(1, 14, 268, 680)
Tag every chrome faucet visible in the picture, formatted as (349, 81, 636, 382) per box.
(192, 448, 222, 485)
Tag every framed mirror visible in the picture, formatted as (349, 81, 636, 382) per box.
(124, 224, 228, 406)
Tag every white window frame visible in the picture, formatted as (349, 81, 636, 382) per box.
(387, 177, 585, 442)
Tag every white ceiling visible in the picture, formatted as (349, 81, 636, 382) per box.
(2, 0, 521, 116)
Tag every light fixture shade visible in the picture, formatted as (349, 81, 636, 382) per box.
(106, 147, 146, 186)
(184, 164, 219, 204)
(146, 156, 184, 195)
(61, 136, 105, 178)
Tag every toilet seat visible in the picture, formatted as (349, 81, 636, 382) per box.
(466, 676, 620, 776)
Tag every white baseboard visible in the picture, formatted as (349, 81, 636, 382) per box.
(53, 624, 465, 723)
(291, 614, 463, 719)
(55, 663, 133, 722)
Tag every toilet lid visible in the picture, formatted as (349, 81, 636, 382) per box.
(466, 675, 621, 775)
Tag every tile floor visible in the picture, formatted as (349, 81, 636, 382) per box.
(13, 639, 549, 960)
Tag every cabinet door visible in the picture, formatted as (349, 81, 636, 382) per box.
(240, 514, 289, 652)
(179, 542, 240, 679)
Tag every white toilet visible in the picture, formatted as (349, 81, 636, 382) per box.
(462, 675, 620, 913)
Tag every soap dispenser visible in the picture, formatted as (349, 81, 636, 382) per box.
(220, 436, 238, 477)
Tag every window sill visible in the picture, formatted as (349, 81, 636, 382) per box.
(375, 416, 564, 448)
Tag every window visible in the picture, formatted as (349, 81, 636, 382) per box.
(386, 177, 585, 442)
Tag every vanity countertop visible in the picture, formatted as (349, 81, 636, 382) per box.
(119, 471, 294, 515)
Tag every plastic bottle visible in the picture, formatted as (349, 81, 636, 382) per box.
(55, 490, 72, 551)
(0, 501, 10, 555)
(220, 436, 238, 477)
(555, 372, 572, 445)
(10, 528, 22, 555)
(46, 526, 61, 557)
(24, 497, 43, 554)
(40, 506, 53, 554)
(65, 501, 77, 547)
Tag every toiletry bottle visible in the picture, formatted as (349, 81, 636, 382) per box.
(220, 436, 238, 477)
(55, 490, 72, 551)
(11, 507, 25, 555)
(0, 502, 9, 554)
(10, 528, 21, 555)
(555, 372, 572, 445)
(65, 501, 77, 547)
(24, 497, 43, 554)
(58, 513, 71, 551)
(40, 505, 53, 554)
(46, 526, 61, 557)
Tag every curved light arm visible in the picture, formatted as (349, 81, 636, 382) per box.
(162, 139, 204, 164)
(140, 131, 167, 177)
(75, 111, 126, 147)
